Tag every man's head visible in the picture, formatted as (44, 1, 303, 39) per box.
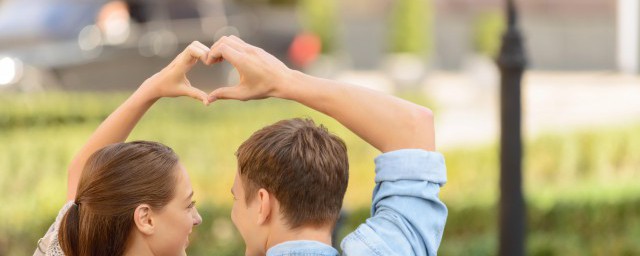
(230, 118, 349, 255)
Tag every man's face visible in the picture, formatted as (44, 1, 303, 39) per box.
(231, 172, 264, 256)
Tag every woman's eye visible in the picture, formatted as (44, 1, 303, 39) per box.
(188, 201, 196, 208)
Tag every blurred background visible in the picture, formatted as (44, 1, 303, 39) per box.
(1, 0, 639, 255)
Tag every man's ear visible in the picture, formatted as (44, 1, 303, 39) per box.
(133, 204, 155, 235)
(256, 188, 272, 225)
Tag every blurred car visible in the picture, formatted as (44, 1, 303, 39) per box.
(0, 0, 232, 91)
(0, 0, 103, 89)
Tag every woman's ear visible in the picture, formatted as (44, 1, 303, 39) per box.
(256, 188, 272, 225)
(133, 204, 154, 235)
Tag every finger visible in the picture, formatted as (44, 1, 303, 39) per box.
(192, 40, 209, 52)
(209, 36, 245, 62)
(211, 36, 244, 52)
(209, 36, 226, 51)
(188, 41, 210, 64)
(211, 44, 244, 68)
(220, 36, 246, 52)
(191, 41, 211, 63)
(227, 35, 262, 54)
(206, 38, 225, 64)
(182, 86, 210, 105)
(207, 36, 228, 62)
(209, 56, 225, 65)
(227, 35, 250, 47)
(208, 86, 244, 101)
(176, 43, 208, 72)
(167, 41, 204, 69)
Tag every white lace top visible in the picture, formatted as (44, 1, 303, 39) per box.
(34, 201, 74, 256)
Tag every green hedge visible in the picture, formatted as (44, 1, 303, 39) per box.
(7, 198, 640, 255)
(1, 92, 639, 255)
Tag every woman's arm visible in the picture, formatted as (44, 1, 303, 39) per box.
(66, 41, 212, 201)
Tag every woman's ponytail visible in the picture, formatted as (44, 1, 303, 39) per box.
(58, 202, 80, 256)
(55, 142, 180, 254)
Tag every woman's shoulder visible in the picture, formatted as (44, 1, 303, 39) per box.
(34, 201, 74, 256)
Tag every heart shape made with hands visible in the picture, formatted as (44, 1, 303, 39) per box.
(150, 40, 229, 106)
(162, 36, 286, 105)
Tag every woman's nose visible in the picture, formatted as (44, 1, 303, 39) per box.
(192, 207, 203, 226)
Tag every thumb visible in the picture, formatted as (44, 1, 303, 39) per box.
(209, 86, 245, 101)
(182, 86, 209, 105)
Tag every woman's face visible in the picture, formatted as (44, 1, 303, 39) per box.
(148, 164, 202, 256)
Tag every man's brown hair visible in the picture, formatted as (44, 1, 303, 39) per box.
(58, 141, 180, 256)
(236, 118, 349, 228)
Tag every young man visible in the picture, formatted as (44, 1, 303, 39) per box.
(207, 36, 447, 256)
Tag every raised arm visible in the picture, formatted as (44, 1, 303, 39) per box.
(207, 36, 435, 152)
(66, 41, 212, 201)
(209, 37, 447, 255)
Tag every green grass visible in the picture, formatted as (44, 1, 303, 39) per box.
(1, 92, 639, 255)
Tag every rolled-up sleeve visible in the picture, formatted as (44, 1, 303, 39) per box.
(342, 149, 447, 256)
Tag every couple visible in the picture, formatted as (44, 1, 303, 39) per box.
(35, 36, 447, 256)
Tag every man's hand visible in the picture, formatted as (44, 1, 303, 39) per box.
(206, 36, 293, 102)
(205, 36, 435, 152)
(140, 41, 212, 105)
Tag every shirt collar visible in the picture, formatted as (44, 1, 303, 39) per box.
(266, 240, 339, 256)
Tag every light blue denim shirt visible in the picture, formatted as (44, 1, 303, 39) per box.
(267, 240, 339, 256)
(266, 149, 448, 256)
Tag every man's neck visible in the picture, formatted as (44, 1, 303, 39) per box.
(265, 224, 333, 251)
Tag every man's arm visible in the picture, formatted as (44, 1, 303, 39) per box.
(281, 72, 435, 152)
(208, 36, 446, 256)
(207, 36, 435, 152)
(66, 41, 211, 201)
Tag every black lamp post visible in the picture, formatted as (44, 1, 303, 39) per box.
(496, 0, 526, 255)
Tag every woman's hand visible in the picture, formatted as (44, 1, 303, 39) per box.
(66, 41, 215, 200)
(139, 41, 212, 105)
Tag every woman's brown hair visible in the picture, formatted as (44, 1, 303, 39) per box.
(58, 141, 180, 256)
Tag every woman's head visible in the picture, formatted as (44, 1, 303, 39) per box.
(59, 141, 202, 256)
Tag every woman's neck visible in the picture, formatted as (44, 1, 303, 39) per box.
(123, 232, 154, 256)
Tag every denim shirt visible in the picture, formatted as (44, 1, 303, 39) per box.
(267, 240, 339, 256)
(266, 149, 448, 256)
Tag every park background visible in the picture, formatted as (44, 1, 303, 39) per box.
(1, 0, 639, 255)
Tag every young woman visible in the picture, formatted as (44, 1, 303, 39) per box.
(34, 41, 214, 256)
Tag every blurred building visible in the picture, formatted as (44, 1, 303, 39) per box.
(435, 0, 637, 72)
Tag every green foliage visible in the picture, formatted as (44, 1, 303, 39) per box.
(438, 196, 640, 255)
(388, 0, 434, 55)
(472, 10, 506, 57)
(1, 92, 639, 255)
(434, 122, 640, 255)
(233, 0, 297, 7)
(0, 92, 382, 255)
(266, 0, 298, 6)
(0, 93, 126, 129)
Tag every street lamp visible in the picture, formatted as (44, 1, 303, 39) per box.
(496, 0, 526, 255)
